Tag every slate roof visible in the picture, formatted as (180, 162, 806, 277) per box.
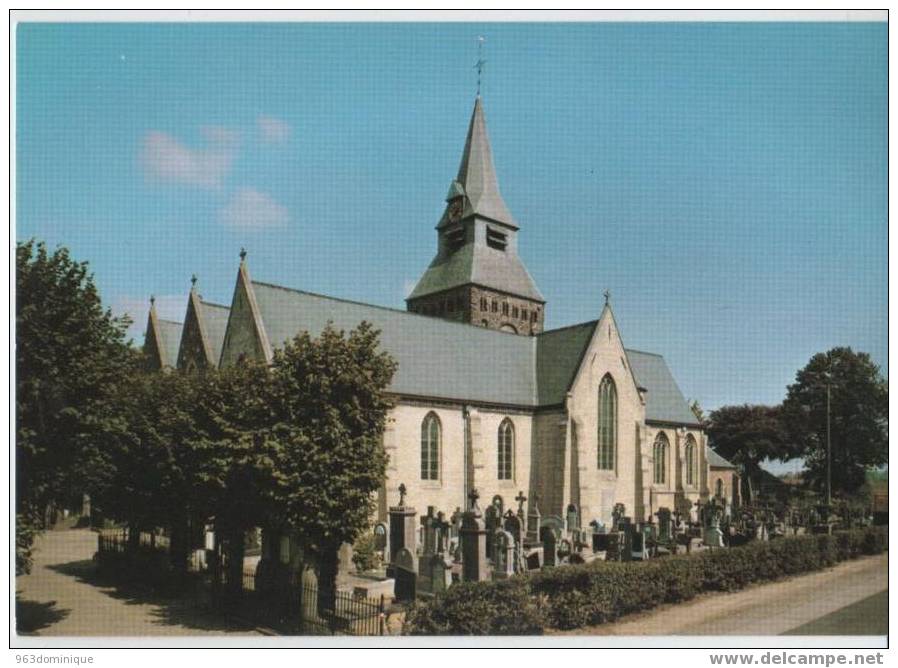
(626, 350, 703, 428)
(200, 301, 230, 367)
(407, 242, 544, 302)
(248, 278, 699, 424)
(445, 96, 516, 228)
(536, 321, 597, 405)
(156, 319, 183, 369)
(251, 281, 538, 406)
(707, 448, 737, 469)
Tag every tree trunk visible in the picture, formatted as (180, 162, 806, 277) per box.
(224, 527, 246, 603)
(316, 542, 339, 621)
(169, 515, 190, 578)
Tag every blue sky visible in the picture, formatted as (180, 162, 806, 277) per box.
(16, 21, 887, 431)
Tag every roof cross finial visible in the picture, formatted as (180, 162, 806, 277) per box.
(149, 294, 155, 306)
(475, 36, 486, 97)
(604, 289, 611, 306)
(190, 273, 198, 288)
(239, 247, 247, 262)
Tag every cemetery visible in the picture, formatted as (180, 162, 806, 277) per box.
(92, 480, 887, 636)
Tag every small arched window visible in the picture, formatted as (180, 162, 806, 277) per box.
(716, 478, 724, 499)
(421, 412, 441, 481)
(685, 435, 697, 486)
(597, 374, 617, 470)
(498, 419, 514, 480)
(653, 432, 669, 485)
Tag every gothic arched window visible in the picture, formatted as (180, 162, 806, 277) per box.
(653, 432, 669, 485)
(421, 412, 441, 481)
(597, 374, 617, 470)
(498, 419, 514, 480)
(685, 435, 697, 486)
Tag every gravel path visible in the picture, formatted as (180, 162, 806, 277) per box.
(15, 529, 263, 636)
(551, 552, 888, 636)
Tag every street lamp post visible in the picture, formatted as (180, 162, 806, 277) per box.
(825, 380, 831, 507)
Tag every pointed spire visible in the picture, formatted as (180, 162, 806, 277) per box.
(455, 97, 516, 228)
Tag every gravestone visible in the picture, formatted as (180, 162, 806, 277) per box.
(540, 525, 558, 567)
(393, 547, 417, 601)
(374, 522, 389, 564)
(656, 507, 673, 543)
(705, 503, 725, 549)
(503, 510, 524, 572)
(617, 517, 634, 562)
(526, 496, 542, 545)
(460, 489, 489, 582)
(612, 503, 626, 530)
(337, 542, 354, 584)
(631, 528, 649, 560)
(484, 503, 501, 562)
(592, 532, 611, 554)
(493, 530, 515, 579)
(449, 507, 462, 561)
(515, 491, 528, 536)
(420, 506, 438, 556)
(387, 484, 416, 578)
(566, 504, 580, 536)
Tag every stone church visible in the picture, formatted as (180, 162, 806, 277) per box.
(145, 96, 735, 531)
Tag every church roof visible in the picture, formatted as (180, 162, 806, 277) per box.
(625, 349, 703, 427)
(156, 318, 183, 369)
(451, 96, 516, 227)
(251, 281, 538, 406)
(707, 448, 737, 469)
(199, 300, 230, 366)
(247, 278, 697, 422)
(407, 242, 544, 302)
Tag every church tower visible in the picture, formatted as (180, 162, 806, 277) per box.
(406, 96, 545, 335)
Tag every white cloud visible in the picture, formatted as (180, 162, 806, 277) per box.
(140, 126, 239, 189)
(218, 188, 289, 229)
(112, 294, 186, 344)
(257, 115, 292, 144)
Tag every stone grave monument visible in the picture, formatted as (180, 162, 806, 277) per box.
(493, 530, 516, 579)
(387, 483, 417, 579)
(460, 489, 489, 582)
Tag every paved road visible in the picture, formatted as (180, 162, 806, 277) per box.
(554, 552, 888, 636)
(15, 529, 262, 636)
(783, 590, 888, 636)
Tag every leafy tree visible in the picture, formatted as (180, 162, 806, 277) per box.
(780, 347, 888, 496)
(194, 359, 281, 597)
(16, 240, 136, 542)
(706, 404, 791, 501)
(267, 322, 396, 610)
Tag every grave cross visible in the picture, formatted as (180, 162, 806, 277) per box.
(468, 488, 480, 511)
(398, 483, 407, 507)
(434, 511, 450, 554)
(515, 490, 527, 513)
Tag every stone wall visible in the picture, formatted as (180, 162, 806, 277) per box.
(407, 285, 545, 335)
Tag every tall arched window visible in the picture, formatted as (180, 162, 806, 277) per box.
(716, 478, 724, 499)
(685, 435, 697, 486)
(421, 412, 441, 481)
(498, 419, 514, 480)
(653, 432, 669, 485)
(597, 374, 617, 470)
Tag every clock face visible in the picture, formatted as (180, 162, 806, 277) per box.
(448, 199, 463, 222)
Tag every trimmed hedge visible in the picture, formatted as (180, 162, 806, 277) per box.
(402, 526, 887, 635)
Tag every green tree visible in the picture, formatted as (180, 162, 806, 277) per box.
(780, 347, 888, 496)
(267, 322, 396, 611)
(706, 404, 791, 501)
(16, 240, 136, 534)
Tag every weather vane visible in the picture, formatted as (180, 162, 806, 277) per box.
(475, 36, 486, 96)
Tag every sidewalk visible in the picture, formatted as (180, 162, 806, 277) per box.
(16, 528, 263, 636)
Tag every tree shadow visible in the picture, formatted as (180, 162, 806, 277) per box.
(46, 560, 261, 634)
(15, 594, 71, 635)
